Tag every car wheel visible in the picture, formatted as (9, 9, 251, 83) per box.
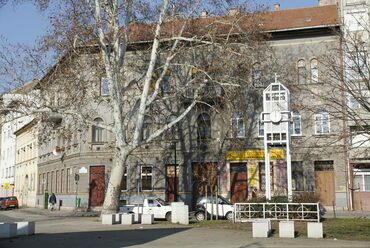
(225, 211, 233, 221)
(195, 211, 205, 221)
(165, 212, 171, 222)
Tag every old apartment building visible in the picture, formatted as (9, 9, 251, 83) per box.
(1, 1, 367, 211)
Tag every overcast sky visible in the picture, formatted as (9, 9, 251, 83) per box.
(0, 0, 320, 46)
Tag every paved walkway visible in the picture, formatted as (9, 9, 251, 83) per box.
(1, 208, 369, 248)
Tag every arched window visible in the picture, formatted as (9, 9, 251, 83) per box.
(231, 112, 244, 138)
(290, 111, 302, 136)
(92, 118, 104, 142)
(197, 113, 211, 139)
(315, 110, 330, 134)
(311, 59, 318, 83)
(252, 62, 263, 87)
(297, 59, 306, 84)
(142, 116, 152, 141)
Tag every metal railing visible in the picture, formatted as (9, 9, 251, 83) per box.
(234, 202, 320, 223)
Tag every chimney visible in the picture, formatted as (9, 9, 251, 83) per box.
(228, 8, 240, 16)
(201, 11, 208, 18)
(274, 3, 280, 11)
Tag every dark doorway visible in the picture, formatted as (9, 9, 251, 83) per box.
(89, 165, 105, 207)
(166, 164, 179, 202)
(230, 163, 248, 203)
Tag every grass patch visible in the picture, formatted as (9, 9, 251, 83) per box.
(188, 218, 370, 241)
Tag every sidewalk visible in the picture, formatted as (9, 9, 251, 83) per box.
(17, 207, 100, 217)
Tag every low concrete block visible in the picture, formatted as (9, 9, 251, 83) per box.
(307, 222, 323, 238)
(141, 214, 154, 225)
(252, 220, 271, 238)
(16, 222, 35, 236)
(121, 214, 134, 225)
(0, 223, 17, 238)
(102, 214, 115, 225)
(279, 221, 295, 238)
(134, 213, 142, 223)
(171, 202, 185, 223)
(114, 213, 122, 224)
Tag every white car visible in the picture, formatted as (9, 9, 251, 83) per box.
(195, 196, 233, 221)
(120, 198, 172, 221)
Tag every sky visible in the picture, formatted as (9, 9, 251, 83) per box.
(0, 0, 320, 47)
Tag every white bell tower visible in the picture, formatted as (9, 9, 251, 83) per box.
(261, 75, 293, 201)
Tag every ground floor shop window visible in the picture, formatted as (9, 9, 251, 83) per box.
(141, 166, 153, 191)
(354, 167, 370, 192)
(258, 162, 274, 191)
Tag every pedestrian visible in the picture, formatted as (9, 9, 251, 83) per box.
(49, 193, 57, 211)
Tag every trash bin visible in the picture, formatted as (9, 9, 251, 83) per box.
(44, 192, 49, 209)
(76, 198, 81, 208)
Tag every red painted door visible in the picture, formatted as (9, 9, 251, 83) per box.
(230, 163, 248, 203)
(89, 166, 105, 207)
(166, 165, 179, 202)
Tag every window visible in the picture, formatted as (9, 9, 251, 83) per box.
(38, 174, 42, 194)
(47, 172, 50, 192)
(258, 116, 264, 137)
(231, 112, 244, 138)
(292, 161, 304, 191)
(197, 113, 211, 139)
(297, 59, 306, 84)
(353, 169, 370, 192)
(351, 130, 370, 148)
(290, 111, 302, 136)
(121, 167, 127, 191)
(310, 59, 318, 83)
(348, 94, 361, 109)
(141, 166, 153, 191)
(252, 62, 263, 87)
(142, 116, 152, 141)
(101, 77, 109, 96)
(162, 70, 172, 93)
(61, 169, 64, 193)
(92, 118, 104, 142)
(315, 110, 330, 134)
(51, 171, 54, 193)
(66, 168, 70, 193)
(56, 170, 59, 193)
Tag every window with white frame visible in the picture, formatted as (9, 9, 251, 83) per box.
(231, 112, 244, 138)
(101, 77, 109, 96)
(310, 59, 318, 83)
(290, 111, 302, 136)
(353, 169, 370, 192)
(315, 110, 330, 134)
(348, 94, 361, 109)
(142, 116, 152, 141)
(167, 114, 178, 139)
(141, 166, 153, 191)
(197, 113, 211, 139)
(351, 128, 370, 148)
(297, 59, 306, 84)
(92, 117, 104, 142)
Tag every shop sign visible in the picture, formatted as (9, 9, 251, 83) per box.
(226, 150, 284, 161)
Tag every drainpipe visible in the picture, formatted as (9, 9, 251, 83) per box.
(339, 23, 353, 211)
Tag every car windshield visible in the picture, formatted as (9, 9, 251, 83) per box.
(218, 196, 231, 205)
(156, 198, 169, 206)
(0, 197, 4, 201)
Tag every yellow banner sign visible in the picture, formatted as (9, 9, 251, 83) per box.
(226, 150, 284, 161)
(4, 183, 10, 190)
(248, 164, 258, 188)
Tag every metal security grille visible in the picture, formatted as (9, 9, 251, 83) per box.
(234, 202, 320, 223)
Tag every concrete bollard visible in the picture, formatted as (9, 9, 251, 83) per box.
(141, 214, 154, 225)
(114, 213, 122, 224)
(134, 213, 142, 223)
(279, 221, 295, 238)
(102, 214, 115, 225)
(307, 222, 323, 238)
(16, 221, 36, 236)
(0, 223, 17, 238)
(171, 202, 184, 224)
(252, 220, 271, 238)
(121, 213, 134, 225)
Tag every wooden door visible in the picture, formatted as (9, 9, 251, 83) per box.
(230, 163, 248, 203)
(89, 166, 105, 207)
(166, 165, 179, 202)
(315, 171, 335, 206)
